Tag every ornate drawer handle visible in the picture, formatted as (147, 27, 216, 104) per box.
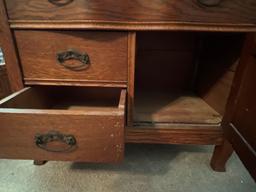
(57, 49, 90, 71)
(35, 131, 77, 152)
(48, 0, 73, 6)
(197, 0, 222, 6)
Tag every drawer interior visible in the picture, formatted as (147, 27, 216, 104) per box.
(0, 86, 124, 111)
(133, 32, 245, 126)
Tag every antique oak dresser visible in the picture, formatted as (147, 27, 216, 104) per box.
(0, 0, 255, 181)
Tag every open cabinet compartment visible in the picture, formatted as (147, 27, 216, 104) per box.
(0, 86, 126, 162)
(133, 32, 245, 128)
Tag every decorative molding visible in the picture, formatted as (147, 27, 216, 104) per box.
(24, 78, 127, 87)
(9, 20, 256, 32)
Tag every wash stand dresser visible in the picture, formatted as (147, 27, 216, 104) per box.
(0, 0, 255, 180)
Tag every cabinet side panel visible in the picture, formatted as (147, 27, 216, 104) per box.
(196, 33, 245, 115)
(0, 0, 23, 91)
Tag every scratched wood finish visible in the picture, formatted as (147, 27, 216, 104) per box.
(0, 87, 126, 163)
(134, 92, 222, 125)
(14, 30, 128, 86)
(0, 0, 23, 91)
(5, 0, 256, 25)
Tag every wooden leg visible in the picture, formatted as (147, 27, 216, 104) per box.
(33, 160, 48, 166)
(210, 140, 233, 172)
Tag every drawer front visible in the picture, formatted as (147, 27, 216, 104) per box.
(0, 87, 126, 163)
(6, 0, 256, 24)
(14, 30, 128, 86)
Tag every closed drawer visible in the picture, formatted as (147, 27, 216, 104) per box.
(14, 30, 128, 87)
(0, 86, 126, 163)
(5, 0, 256, 25)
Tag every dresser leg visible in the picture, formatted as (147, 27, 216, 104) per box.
(33, 160, 48, 166)
(210, 140, 233, 172)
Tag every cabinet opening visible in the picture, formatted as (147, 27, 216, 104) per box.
(134, 32, 245, 126)
(0, 86, 123, 111)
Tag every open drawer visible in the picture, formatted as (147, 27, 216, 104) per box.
(0, 86, 126, 163)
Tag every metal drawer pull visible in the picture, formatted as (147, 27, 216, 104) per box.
(57, 49, 90, 71)
(197, 0, 222, 6)
(48, 0, 73, 6)
(35, 131, 77, 152)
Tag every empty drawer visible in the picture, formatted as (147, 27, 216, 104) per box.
(0, 86, 126, 163)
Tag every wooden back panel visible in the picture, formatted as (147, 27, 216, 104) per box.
(135, 32, 197, 92)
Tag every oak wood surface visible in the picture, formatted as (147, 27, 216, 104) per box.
(0, 0, 23, 91)
(210, 140, 233, 172)
(0, 87, 126, 163)
(14, 30, 128, 86)
(0, 65, 11, 99)
(127, 32, 136, 126)
(134, 92, 222, 125)
(1, 0, 254, 172)
(24, 79, 127, 88)
(126, 124, 223, 145)
(8, 20, 256, 32)
(5, 0, 256, 25)
(222, 34, 256, 180)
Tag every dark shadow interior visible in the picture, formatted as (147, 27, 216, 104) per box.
(134, 32, 245, 125)
(0, 86, 121, 110)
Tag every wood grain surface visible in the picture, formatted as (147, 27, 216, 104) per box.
(14, 30, 128, 87)
(0, 66, 11, 99)
(126, 124, 223, 145)
(0, 0, 23, 91)
(134, 92, 222, 125)
(5, 0, 256, 24)
(222, 34, 256, 180)
(0, 87, 126, 163)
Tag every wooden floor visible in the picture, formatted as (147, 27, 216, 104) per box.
(134, 91, 222, 125)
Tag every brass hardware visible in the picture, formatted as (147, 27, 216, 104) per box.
(48, 0, 73, 6)
(57, 49, 90, 71)
(197, 0, 222, 6)
(35, 131, 77, 152)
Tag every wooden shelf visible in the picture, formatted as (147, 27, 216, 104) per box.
(134, 92, 222, 125)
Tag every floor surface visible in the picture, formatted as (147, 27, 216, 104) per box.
(0, 144, 255, 192)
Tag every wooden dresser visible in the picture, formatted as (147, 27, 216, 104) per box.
(0, 0, 255, 180)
